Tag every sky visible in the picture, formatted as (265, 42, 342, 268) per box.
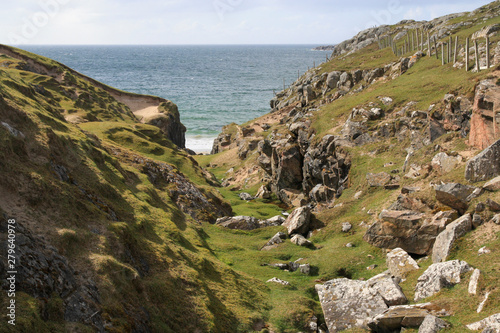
(0, 0, 494, 45)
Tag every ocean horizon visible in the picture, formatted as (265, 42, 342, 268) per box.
(22, 44, 331, 152)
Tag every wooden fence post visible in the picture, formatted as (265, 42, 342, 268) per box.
(442, 43, 445, 65)
(434, 37, 438, 59)
(454, 36, 458, 64)
(449, 36, 452, 63)
(486, 36, 490, 69)
(466, 37, 469, 71)
(475, 39, 480, 72)
(428, 32, 432, 56)
(421, 29, 424, 51)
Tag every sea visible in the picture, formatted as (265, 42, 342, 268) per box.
(22, 45, 331, 152)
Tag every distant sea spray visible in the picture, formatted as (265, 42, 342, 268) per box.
(23, 45, 330, 152)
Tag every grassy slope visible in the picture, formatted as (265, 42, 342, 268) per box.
(195, 5, 500, 332)
(0, 47, 268, 332)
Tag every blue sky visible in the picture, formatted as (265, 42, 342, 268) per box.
(0, 0, 493, 45)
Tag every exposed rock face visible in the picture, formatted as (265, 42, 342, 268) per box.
(283, 206, 311, 236)
(131, 154, 232, 222)
(315, 278, 389, 332)
(328, 25, 391, 57)
(387, 248, 420, 279)
(215, 216, 260, 230)
(0, 219, 104, 331)
(468, 80, 500, 150)
(141, 100, 186, 148)
(414, 260, 472, 302)
(364, 210, 439, 255)
(465, 139, 500, 182)
(434, 183, 476, 214)
(432, 214, 472, 263)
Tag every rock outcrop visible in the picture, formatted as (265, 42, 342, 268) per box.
(465, 139, 500, 182)
(468, 79, 500, 150)
(364, 210, 440, 255)
(0, 218, 104, 331)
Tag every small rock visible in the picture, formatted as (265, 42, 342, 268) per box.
(486, 199, 500, 212)
(367, 172, 392, 187)
(402, 186, 420, 194)
(354, 190, 363, 199)
(431, 152, 462, 173)
(260, 215, 285, 227)
(477, 292, 491, 314)
(261, 232, 287, 250)
(484, 176, 500, 191)
(216, 216, 260, 230)
(239, 192, 254, 201)
(299, 264, 311, 275)
(346, 243, 355, 248)
(469, 268, 481, 295)
(478, 246, 491, 255)
(266, 277, 290, 286)
(342, 222, 352, 233)
(418, 315, 449, 333)
(290, 234, 313, 247)
(367, 264, 378, 270)
(476, 202, 486, 212)
(473, 213, 483, 228)
(490, 214, 500, 224)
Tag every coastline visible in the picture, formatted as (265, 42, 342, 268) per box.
(186, 134, 216, 154)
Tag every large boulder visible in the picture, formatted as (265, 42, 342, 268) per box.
(434, 183, 476, 214)
(414, 260, 472, 302)
(386, 248, 420, 279)
(315, 278, 388, 332)
(432, 214, 472, 263)
(215, 216, 260, 230)
(283, 206, 311, 236)
(466, 313, 500, 331)
(364, 210, 438, 255)
(465, 139, 500, 182)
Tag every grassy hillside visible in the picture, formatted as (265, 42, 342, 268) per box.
(0, 45, 268, 333)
